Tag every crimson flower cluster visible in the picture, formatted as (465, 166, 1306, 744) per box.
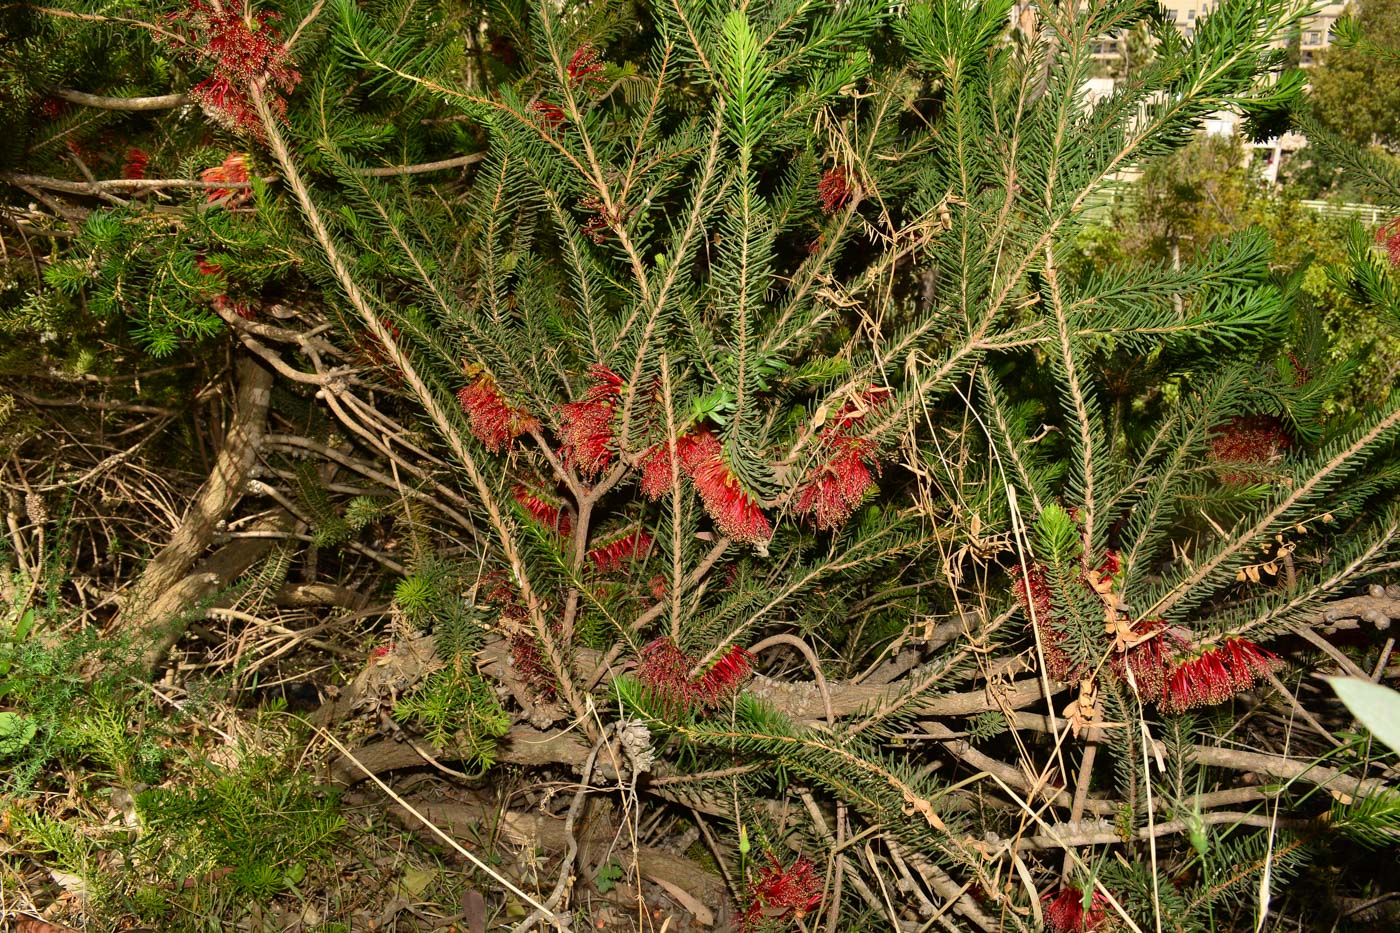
(587, 529, 653, 573)
(196, 257, 254, 320)
(457, 373, 540, 452)
(558, 365, 623, 477)
(1158, 637, 1281, 714)
(1041, 885, 1109, 933)
(530, 100, 566, 131)
(1379, 216, 1400, 267)
(742, 854, 823, 932)
(513, 483, 573, 537)
(794, 387, 891, 530)
(818, 166, 852, 214)
(1109, 618, 1187, 702)
(676, 429, 773, 545)
(566, 45, 606, 89)
(201, 152, 251, 204)
(162, 0, 301, 137)
(1013, 560, 1090, 683)
(1210, 415, 1292, 485)
(122, 148, 150, 180)
(637, 637, 754, 715)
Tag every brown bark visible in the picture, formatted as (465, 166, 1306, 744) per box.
(110, 357, 275, 669)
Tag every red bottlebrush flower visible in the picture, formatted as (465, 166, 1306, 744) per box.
(695, 645, 754, 704)
(795, 386, 893, 529)
(1012, 562, 1085, 683)
(161, 0, 300, 137)
(196, 256, 223, 278)
(529, 100, 566, 131)
(647, 573, 669, 600)
(1159, 637, 1281, 714)
(121, 148, 150, 180)
(39, 97, 68, 119)
(1041, 885, 1109, 933)
(212, 293, 256, 320)
(587, 529, 653, 573)
(201, 152, 251, 203)
(795, 437, 876, 530)
(637, 637, 753, 714)
(1379, 216, 1400, 268)
(818, 166, 852, 214)
(558, 365, 623, 477)
(679, 429, 773, 545)
(566, 44, 606, 88)
(512, 483, 573, 537)
(743, 854, 823, 932)
(639, 441, 677, 500)
(510, 633, 557, 700)
(1110, 619, 1188, 703)
(456, 373, 538, 452)
(1210, 415, 1292, 485)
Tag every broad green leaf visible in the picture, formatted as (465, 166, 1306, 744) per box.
(1328, 677, 1400, 755)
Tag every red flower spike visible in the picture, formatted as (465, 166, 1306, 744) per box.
(510, 633, 557, 700)
(512, 484, 573, 537)
(456, 374, 538, 452)
(1110, 619, 1187, 703)
(566, 44, 606, 88)
(795, 386, 893, 530)
(637, 637, 753, 715)
(587, 529, 653, 573)
(696, 645, 754, 704)
(818, 166, 852, 214)
(639, 442, 677, 500)
(637, 636, 700, 713)
(201, 152, 251, 204)
(1041, 885, 1110, 933)
(1210, 415, 1292, 485)
(121, 148, 149, 180)
(743, 854, 824, 932)
(680, 429, 772, 545)
(558, 365, 623, 477)
(212, 293, 256, 320)
(1012, 562, 1086, 683)
(530, 100, 566, 131)
(161, 0, 300, 137)
(1159, 637, 1281, 714)
(1379, 216, 1400, 268)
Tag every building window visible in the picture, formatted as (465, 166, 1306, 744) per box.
(1187, 9, 1196, 20)
(1308, 31, 1321, 43)
(1166, 9, 1178, 19)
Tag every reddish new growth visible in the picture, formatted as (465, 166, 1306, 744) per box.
(530, 100, 566, 131)
(637, 637, 754, 714)
(1210, 415, 1291, 485)
(558, 365, 623, 477)
(679, 429, 773, 545)
(587, 529, 653, 573)
(201, 152, 251, 204)
(818, 166, 852, 214)
(513, 483, 573, 537)
(121, 148, 149, 180)
(742, 854, 823, 932)
(456, 373, 538, 452)
(162, 0, 301, 137)
(1041, 885, 1109, 933)
(795, 387, 892, 530)
(1379, 216, 1400, 267)
(1159, 637, 1281, 714)
(566, 44, 606, 89)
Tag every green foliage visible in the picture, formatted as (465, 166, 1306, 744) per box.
(393, 667, 510, 770)
(134, 755, 345, 902)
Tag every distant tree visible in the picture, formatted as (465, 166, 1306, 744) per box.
(1310, 2, 1400, 149)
